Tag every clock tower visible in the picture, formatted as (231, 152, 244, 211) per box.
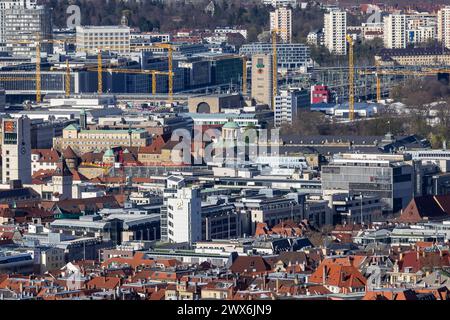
(1, 116, 31, 186)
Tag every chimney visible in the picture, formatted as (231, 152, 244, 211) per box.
(323, 265, 328, 285)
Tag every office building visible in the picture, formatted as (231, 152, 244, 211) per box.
(4, 4, 53, 57)
(270, 6, 292, 43)
(321, 153, 414, 214)
(240, 43, 310, 71)
(324, 9, 347, 55)
(274, 89, 297, 127)
(76, 26, 131, 54)
(166, 187, 202, 244)
(1, 116, 32, 185)
(0, 0, 37, 51)
(251, 53, 273, 107)
(438, 6, 450, 49)
(53, 124, 151, 156)
(384, 14, 407, 49)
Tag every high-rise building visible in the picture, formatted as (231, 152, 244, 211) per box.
(274, 90, 297, 127)
(384, 14, 407, 49)
(2, 116, 31, 185)
(324, 9, 347, 55)
(165, 187, 202, 244)
(4, 4, 52, 57)
(0, 0, 37, 51)
(76, 26, 131, 54)
(251, 53, 273, 108)
(270, 6, 292, 43)
(438, 6, 450, 49)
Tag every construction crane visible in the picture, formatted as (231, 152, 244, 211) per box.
(132, 43, 175, 102)
(9, 37, 73, 102)
(87, 66, 171, 96)
(98, 49, 103, 95)
(359, 66, 450, 102)
(346, 34, 355, 121)
(271, 28, 288, 109)
(271, 30, 279, 110)
(153, 43, 174, 103)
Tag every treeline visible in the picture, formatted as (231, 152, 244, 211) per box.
(45, 0, 326, 43)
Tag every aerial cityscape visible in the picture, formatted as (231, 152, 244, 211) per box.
(1, 0, 450, 305)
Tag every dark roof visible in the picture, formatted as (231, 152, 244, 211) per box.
(62, 146, 78, 159)
(229, 256, 272, 274)
(377, 47, 450, 58)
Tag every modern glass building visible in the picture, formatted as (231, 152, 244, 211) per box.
(240, 43, 311, 70)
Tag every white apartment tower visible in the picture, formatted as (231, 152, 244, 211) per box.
(270, 6, 292, 43)
(166, 187, 202, 244)
(438, 6, 450, 49)
(274, 90, 297, 127)
(324, 9, 347, 55)
(2, 116, 31, 185)
(384, 14, 407, 49)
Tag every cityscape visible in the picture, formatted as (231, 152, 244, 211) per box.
(1, 0, 450, 305)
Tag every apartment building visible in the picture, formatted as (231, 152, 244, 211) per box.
(274, 89, 297, 127)
(384, 14, 407, 49)
(270, 6, 292, 43)
(438, 6, 450, 49)
(324, 9, 347, 55)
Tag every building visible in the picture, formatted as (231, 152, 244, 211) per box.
(384, 14, 407, 49)
(270, 6, 292, 43)
(321, 153, 414, 214)
(251, 54, 273, 107)
(4, 4, 52, 57)
(438, 6, 450, 49)
(2, 116, 31, 185)
(274, 89, 297, 127)
(240, 43, 310, 71)
(262, 0, 298, 8)
(324, 9, 347, 55)
(165, 187, 202, 245)
(311, 85, 330, 104)
(0, 0, 37, 51)
(375, 47, 450, 66)
(53, 124, 151, 156)
(76, 25, 131, 54)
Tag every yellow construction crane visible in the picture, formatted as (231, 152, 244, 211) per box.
(153, 43, 174, 103)
(272, 30, 278, 110)
(9, 37, 73, 102)
(346, 35, 355, 121)
(270, 28, 288, 109)
(87, 66, 171, 96)
(359, 66, 450, 103)
(132, 43, 175, 103)
(98, 49, 103, 95)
